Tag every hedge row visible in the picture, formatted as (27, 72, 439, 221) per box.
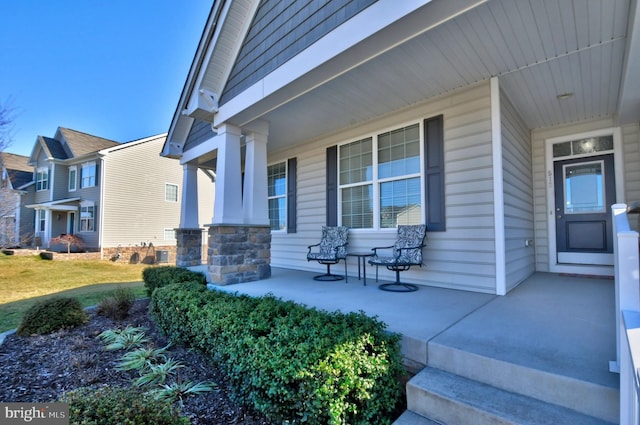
(142, 265, 207, 296)
(149, 281, 405, 424)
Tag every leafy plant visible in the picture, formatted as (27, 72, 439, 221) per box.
(149, 380, 218, 406)
(98, 326, 149, 351)
(135, 358, 185, 387)
(115, 344, 171, 371)
(17, 297, 88, 336)
(61, 386, 189, 425)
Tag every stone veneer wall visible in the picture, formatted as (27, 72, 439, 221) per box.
(175, 228, 204, 267)
(103, 245, 177, 264)
(208, 225, 271, 285)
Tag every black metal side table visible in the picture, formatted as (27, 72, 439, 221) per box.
(346, 252, 374, 285)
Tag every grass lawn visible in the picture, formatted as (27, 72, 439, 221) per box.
(0, 253, 150, 332)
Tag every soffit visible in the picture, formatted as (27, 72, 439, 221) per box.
(220, 0, 635, 152)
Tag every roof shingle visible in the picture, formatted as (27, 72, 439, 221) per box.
(0, 152, 33, 188)
(58, 128, 120, 157)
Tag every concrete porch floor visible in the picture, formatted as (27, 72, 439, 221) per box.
(195, 266, 619, 394)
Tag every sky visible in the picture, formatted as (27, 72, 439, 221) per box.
(0, 1, 213, 157)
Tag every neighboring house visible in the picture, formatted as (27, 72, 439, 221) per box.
(0, 152, 35, 247)
(26, 127, 214, 262)
(162, 0, 640, 293)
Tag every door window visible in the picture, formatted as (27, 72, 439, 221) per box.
(563, 161, 605, 214)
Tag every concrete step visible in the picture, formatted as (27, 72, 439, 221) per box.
(427, 342, 619, 423)
(406, 367, 615, 425)
(393, 410, 442, 425)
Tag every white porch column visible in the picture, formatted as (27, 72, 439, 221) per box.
(243, 131, 269, 225)
(212, 124, 243, 224)
(180, 163, 200, 228)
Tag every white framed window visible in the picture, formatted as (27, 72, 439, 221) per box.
(164, 228, 176, 240)
(68, 166, 77, 191)
(80, 201, 95, 232)
(80, 161, 96, 188)
(339, 122, 422, 229)
(36, 167, 49, 191)
(165, 183, 178, 202)
(37, 209, 46, 232)
(268, 162, 287, 231)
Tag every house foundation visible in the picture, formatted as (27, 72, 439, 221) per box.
(175, 228, 204, 267)
(207, 224, 271, 285)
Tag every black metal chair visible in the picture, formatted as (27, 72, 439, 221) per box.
(307, 226, 349, 281)
(368, 224, 427, 292)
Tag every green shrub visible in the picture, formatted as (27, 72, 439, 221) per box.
(17, 297, 88, 336)
(150, 283, 405, 425)
(61, 386, 189, 425)
(97, 286, 136, 320)
(142, 266, 206, 296)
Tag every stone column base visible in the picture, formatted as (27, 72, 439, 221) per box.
(176, 228, 204, 267)
(208, 225, 271, 285)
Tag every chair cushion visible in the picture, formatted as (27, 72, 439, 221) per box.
(318, 226, 348, 258)
(393, 224, 426, 264)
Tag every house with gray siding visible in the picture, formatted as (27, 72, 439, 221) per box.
(0, 152, 35, 247)
(163, 0, 640, 293)
(26, 127, 214, 261)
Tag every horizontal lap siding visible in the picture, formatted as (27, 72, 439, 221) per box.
(184, 120, 214, 151)
(101, 138, 214, 250)
(52, 163, 67, 197)
(531, 117, 615, 272)
(271, 82, 497, 293)
(500, 90, 534, 291)
(622, 123, 640, 229)
(75, 181, 101, 248)
(271, 145, 327, 272)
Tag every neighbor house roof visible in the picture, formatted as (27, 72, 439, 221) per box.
(0, 152, 33, 189)
(39, 136, 70, 160)
(31, 128, 121, 163)
(57, 127, 120, 157)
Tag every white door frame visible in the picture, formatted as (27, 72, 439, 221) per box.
(545, 127, 625, 276)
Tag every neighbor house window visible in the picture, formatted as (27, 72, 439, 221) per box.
(36, 168, 49, 191)
(165, 183, 178, 202)
(164, 228, 176, 240)
(80, 161, 96, 188)
(68, 166, 77, 191)
(37, 210, 46, 232)
(339, 123, 422, 229)
(268, 162, 287, 230)
(80, 202, 95, 232)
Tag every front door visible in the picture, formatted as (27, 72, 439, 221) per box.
(553, 153, 616, 265)
(68, 212, 76, 235)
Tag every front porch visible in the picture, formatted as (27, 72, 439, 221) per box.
(201, 267, 618, 423)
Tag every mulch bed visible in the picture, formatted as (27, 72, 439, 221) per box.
(0, 299, 272, 425)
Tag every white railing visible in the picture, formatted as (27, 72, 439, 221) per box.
(611, 204, 640, 425)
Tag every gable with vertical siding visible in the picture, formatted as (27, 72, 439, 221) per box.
(220, 0, 377, 104)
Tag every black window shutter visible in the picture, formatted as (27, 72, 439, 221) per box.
(326, 146, 338, 226)
(287, 157, 297, 233)
(424, 115, 445, 231)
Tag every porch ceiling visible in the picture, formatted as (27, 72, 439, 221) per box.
(226, 0, 637, 152)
